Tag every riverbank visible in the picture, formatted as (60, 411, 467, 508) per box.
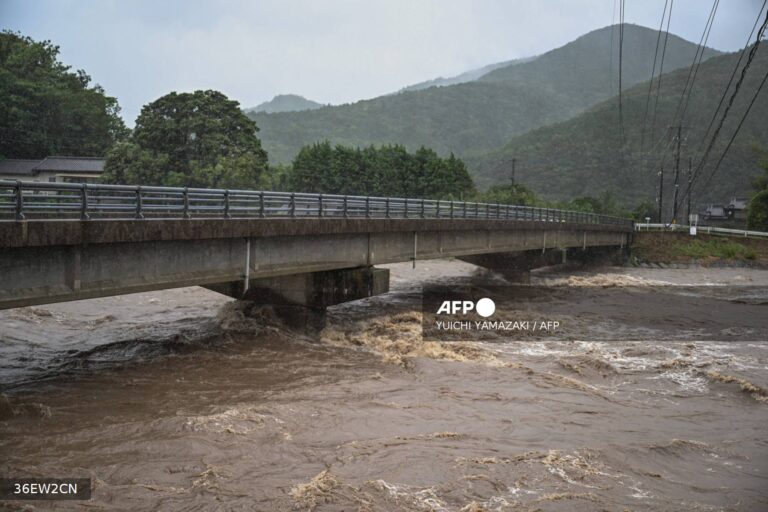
(631, 231, 768, 267)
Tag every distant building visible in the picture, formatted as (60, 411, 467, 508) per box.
(0, 156, 105, 183)
(726, 197, 749, 221)
(702, 204, 727, 220)
(700, 196, 750, 228)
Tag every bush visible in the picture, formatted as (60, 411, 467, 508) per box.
(747, 189, 768, 231)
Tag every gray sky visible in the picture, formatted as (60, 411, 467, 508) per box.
(1, 0, 763, 125)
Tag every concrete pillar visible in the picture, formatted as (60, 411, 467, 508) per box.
(205, 266, 389, 309)
(458, 249, 564, 283)
(565, 245, 627, 267)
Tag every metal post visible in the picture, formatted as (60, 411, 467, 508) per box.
(658, 165, 664, 223)
(450, 200, 454, 219)
(436, 200, 440, 218)
(80, 183, 89, 220)
(365, 196, 370, 218)
(421, 198, 425, 218)
(290, 192, 296, 217)
(13, 180, 24, 220)
(183, 187, 190, 219)
(259, 191, 265, 217)
(405, 198, 409, 218)
(243, 238, 250, 295)
(343, 195, 349, 218)
(135, 186, 144, 219)
(686, 157, 692, 223)
(385, 197, 390, 218)
(224, 190, 231, 219)
(318, 193, 323, 217)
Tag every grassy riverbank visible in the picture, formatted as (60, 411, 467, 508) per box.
(631, 232, 768, 265)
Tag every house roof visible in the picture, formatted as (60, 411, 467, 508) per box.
(35, 156, 105, 173)
(0, 159, 40, 176)
(0, 156, 105, 176)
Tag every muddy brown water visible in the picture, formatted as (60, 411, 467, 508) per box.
(1, 261, 767, 511)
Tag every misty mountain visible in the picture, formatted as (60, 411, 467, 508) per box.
(249, 24, 721, 165)
(467, 43, 768, 208)
(245, 94, 323, 114)
(397, 56, 536, 93)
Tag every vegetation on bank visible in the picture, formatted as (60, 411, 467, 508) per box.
(632, 232, 768, 264)
(0, 31, 127, 159)
(747, 156, 768, 231)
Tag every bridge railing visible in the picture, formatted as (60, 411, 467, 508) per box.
(0, 180, 633, 228)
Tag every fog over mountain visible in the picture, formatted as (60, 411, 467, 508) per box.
(249, 24, 721, 165)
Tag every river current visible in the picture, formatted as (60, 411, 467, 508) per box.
(1, 260, 767, 511)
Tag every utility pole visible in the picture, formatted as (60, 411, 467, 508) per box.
(510, 158, 516, 187)
(686, 157, 692, 223)
(671, 124, 683, 224)
(658, 165, 664, 223)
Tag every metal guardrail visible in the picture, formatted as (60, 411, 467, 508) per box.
(0, 180, 633, 228)
(635, 222, 768, 239)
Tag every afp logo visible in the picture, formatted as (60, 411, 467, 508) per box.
(436, 298, 495, 318)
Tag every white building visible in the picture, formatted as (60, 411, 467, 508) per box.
(0, 156, 105, 183)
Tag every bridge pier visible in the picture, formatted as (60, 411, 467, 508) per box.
(458, 248, 565, 283)
(458, 244, 629, 283)
(205, 266, 390, 308)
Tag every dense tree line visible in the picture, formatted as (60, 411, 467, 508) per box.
(285, 142, 475, 199)
(0, 31, 127, 159)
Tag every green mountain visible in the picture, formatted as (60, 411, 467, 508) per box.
(397, 56, 537, 92)
(246, 94, 323, 114)
(249, 24, 720, 165)
(467, 43, 768, 209)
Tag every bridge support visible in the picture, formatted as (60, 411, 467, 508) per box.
(205, 266, 390, 309)
(458, 249, 566, 283)
(459, 245, 628, 283)
(204, 266, 389, 329)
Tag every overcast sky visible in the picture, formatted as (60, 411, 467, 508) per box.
(1, 0, 763, 125)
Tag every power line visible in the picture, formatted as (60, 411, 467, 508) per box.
(699, 0, 767, 148)
(640, 0, 670, 153)
(609, 0, 618, 94)
(696, 65, 768, 195)
(661, 0, 720, 136)
(676, 0, 720, 124)
(618, 0, 625, 153)
(648, 0, 674, 148)
(672, 7, 768, 222)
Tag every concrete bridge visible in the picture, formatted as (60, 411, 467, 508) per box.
(0, 181, 633, 311)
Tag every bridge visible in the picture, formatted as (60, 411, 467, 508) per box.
(0, 181, 633, 311)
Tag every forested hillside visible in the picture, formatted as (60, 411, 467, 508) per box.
(249, 24, 720, 164)
(468, 44, 768, 208)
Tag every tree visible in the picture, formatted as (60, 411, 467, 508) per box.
(286, 142, 476, 199)
(102, 90, 268, 188)
(747, 190, 768, 231)
(477, 183, 538, 206)
(0, 31, 127, 158)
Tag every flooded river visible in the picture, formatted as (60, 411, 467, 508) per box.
(1, 261, 767, 511)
